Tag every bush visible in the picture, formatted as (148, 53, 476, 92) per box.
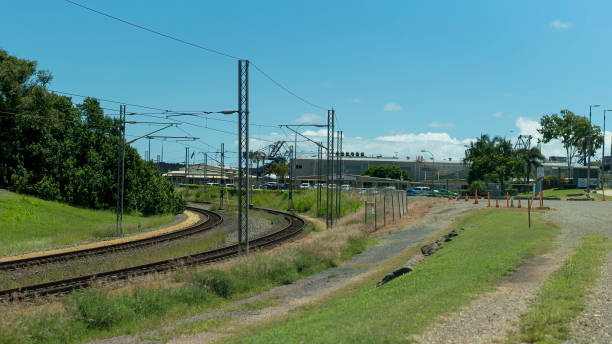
(467, 180, 488, 195)
(190, 269, 238, 298)
(542, 175, 559, 189)
(67, 291, 132, 330)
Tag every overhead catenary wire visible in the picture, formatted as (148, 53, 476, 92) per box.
(61, 0, 328, 111)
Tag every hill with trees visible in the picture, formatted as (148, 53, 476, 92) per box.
(0, 50, 184, 215)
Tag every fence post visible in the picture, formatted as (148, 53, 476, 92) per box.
(391, 191, 395, 222)
(383, 192, 387, 227)
(364, 200, 367, 224)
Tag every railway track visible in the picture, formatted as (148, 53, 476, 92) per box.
(0, 207, 222, 271)
(0, 208, 305, 301)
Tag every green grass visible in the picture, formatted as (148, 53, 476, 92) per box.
(0, 249, 339, 344)
(516, 188, 587, 199)
(506, 234, 611, 344)
(225, 209, 560, 343)
(178, 187, 363, 218)
(0, 191, 174, 256)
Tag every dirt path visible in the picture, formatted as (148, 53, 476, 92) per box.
(415, 201, 612, 344)
(164, 201, 482, 344)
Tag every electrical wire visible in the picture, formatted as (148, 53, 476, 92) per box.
(62, 0, 328, 111)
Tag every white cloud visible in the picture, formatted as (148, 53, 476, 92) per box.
(550, 19, 572, 30)
(492, 111, 502, 118)
(428, 121, 456, 129)
(351, 97, 360, 103)
(294, 113, 321, 124)
(514, 117, 566, 157)
(383, 102, 402, 112)
(302, 129, 328, 137)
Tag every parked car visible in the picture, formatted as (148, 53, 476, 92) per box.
(206, 182, 220, 187)
(224, 184, 236, 188)
(341, 184, 351, 190)
(299, 182, 312, 190)
(413, 186, 430, 192)
(435, 189, 457, 197)
(406, 189, 420, 195)
(265, 182, 279, 190)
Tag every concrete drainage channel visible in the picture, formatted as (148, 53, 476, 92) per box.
(376, 228, 464, 288)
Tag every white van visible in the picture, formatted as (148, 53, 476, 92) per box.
(413, 186, 430, 192)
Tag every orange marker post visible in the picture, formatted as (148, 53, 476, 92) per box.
(487, 192, 491, 207)
(465, 193, 468, 202)
(474, 190, 479, 204)
(506, 192, 509, 208)
(511, 197, 514, 208)
(448, 191, 452, 200)
(539, 191, 543, 208)
(603, 187, 606, 201)
(495, 197, 499, 208)
(518, 198, 522, 208)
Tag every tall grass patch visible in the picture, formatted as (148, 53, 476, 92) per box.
(507, 234, 611, 343)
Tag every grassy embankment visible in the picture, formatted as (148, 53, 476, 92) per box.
(517, 188, 607, 200)
(0, 194, 387, 344)
(178, 187, 363, 218)
(223, 209, 560, 343)
(0, 191, 174, 256)
(506, 234, 611, 343)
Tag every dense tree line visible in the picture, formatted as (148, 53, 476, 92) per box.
(0, 50, 184, 215)
(464, 135, 544, 191)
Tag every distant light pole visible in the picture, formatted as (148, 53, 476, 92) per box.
(587, 104, 600, 195)
(604, 109, 611, 186)
(421, 149, 434, 188)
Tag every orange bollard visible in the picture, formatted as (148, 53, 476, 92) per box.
(474, 190, 479, 204)
(518, 198, 522, 208)
(495, 197, 499, 208)
(539, 191, 543, 208)
(487, 192, 491, 207)
(448, 192, 452, 200)
(465, 193, 468, 201)
(506, 192, 509, 208)
(603, 187, 606, 201)
(456, 193, 460, 201)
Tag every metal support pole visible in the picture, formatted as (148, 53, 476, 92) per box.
(148, 136, 151, 161)
(185, 147, 189, 184)
(374, 193, 377, 230)
(588, 106, 593, 194)
(204, 153, 208, 185)
(326, 109, 334, 228)
(317, 143, 322, 217)
(120, 105, 126, 237)
(116, 105, 124, 236)
(391, 190, 395, 222)
(383, 191, 387, 227)
(237, 59, 250, 255)
(220, 143, 225, 209)
(398, 190, 402, 219)
(289, 145, 294, 210)
(603, 110, 607, 186)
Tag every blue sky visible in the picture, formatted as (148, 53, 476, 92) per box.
(3, 0, 612, 165)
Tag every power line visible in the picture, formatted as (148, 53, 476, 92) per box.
(63, 0, 241, 60)
(62, 0, 327, 111)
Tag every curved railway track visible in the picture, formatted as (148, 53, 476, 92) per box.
(0, 207, 305, 301)
(0, 207, 222, 271)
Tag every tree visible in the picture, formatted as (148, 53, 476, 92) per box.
(0, 50, 184, 215)
(464, 135, 521, 191)
(265, 162, 289, 184)
(515, 147, 544, 183)
(539, 110, 603, 169)
(361, 164, 410, 181)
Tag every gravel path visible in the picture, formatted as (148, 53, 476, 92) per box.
(415, 201, 612, 344)
(163, 201, 480, 344)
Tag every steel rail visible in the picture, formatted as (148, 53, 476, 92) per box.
(0, 207, 222, 271)
(0, 208, 304, 301)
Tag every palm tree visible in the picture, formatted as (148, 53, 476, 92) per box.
(522, 147, 544, 184)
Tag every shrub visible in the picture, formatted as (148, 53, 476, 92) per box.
(468, 180, 488, 195)
(67, 291, 132, 330)
(190, 269, 238, 298)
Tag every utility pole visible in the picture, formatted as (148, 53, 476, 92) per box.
(237, 59, 250, 255)
(588, 104, 600, 195)
(220, 143, 225, 209)
(185, 147, 189, 185)
(288, 145, 294, 210)
(339, 131, 343, 216)
(116, 104, 126, 237)
(147, 136, 151, 161)
(326, 109, 335, 228)
(336, 130, 341, 218)
(317, 143, 322, 217)
(204, 152, 208, 184)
